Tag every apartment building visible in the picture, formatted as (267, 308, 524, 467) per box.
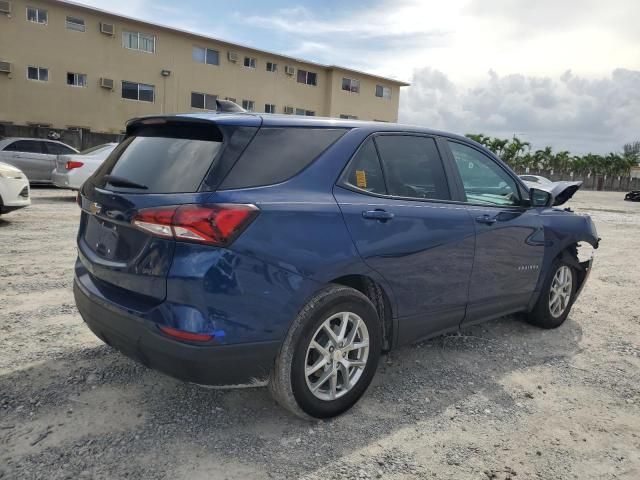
(0, 0, 409, 134)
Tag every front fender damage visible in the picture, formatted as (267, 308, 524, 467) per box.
(528, 211, 600, 310)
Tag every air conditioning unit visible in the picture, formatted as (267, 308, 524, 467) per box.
(227, 51, 238, 62)
(99, 77, 114, 90)
(100, 22, 115, 36)
(283, 106, 294, 115)
(0, 61, 11, 74)
(284, 66, 295, 75)
(0, 1, 11, 15)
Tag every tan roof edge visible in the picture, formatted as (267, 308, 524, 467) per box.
(47, 0, 410, 87)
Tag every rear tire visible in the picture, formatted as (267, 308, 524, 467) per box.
(269, 285, 382, 419)
(526, 258, 577, 329)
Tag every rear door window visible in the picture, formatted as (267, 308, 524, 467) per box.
(219, 128, 346, 189)
(374, 135, 450, 200)
(93, 136, 222, 193)
(44, 142, 77, 155)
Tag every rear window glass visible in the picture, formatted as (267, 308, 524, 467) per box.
(93, 136, 222, 193)
(219, 127, 346, 189)
(45, 142, 77, 155)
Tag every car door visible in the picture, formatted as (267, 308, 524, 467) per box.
(444, 140, 545, 325)
(334, 134, 475, 345)
(0, 140, 51, 182)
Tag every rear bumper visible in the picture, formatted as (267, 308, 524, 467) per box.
(74, 278, 280, 386)
(52, 171, 81, 190)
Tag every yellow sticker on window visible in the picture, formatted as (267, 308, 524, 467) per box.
(355, 169, 367, 188)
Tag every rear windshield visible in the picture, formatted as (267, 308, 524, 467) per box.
(92, 136, 222, 193)
(219, 127, 346, 189)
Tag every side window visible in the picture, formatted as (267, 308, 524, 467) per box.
(3, 140, 45, 153)
(374, 135, 450, 200)
(219, 128, 346, 189)
(45, 142, 76, 155)
(448, 141, 519, 206)
(343, 139, 387, 195)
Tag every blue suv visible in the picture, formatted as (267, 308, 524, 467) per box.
(74, 109, 599, 418)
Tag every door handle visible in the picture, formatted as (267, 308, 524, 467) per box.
(475, 214, 497, 225)
(362, 209, 394, 221)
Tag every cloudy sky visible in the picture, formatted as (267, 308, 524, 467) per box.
(79, 0, 640, 154)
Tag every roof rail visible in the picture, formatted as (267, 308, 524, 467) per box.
(216, 99, 246, 113)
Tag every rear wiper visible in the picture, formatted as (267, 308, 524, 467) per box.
(104, 175, 148, 190)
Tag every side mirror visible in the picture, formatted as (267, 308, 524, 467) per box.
(529, 188, 553, 207)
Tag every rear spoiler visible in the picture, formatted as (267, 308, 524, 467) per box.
(125, 116, 224, 141)
(125, 101, 250, 139)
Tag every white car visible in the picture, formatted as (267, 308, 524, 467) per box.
(0, 137, 78, 184)
(0, 162, 30, 215)
(52, 143, 118, 190)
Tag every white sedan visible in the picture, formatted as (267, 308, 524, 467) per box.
(52, 143, 118, 190)
(0, 162, 30, 215)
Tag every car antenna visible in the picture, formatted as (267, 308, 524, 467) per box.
(216, 99, 246, 113)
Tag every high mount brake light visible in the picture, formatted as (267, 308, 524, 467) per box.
(132, 204, 259, 246)
(65, 161, 84, 170)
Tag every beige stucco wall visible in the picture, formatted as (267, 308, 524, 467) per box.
(0, 0, 406, 133)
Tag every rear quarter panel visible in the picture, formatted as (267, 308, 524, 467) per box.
(181, 127, 395, 343)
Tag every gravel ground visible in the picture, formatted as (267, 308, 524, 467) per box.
(1, 188, 639, 480)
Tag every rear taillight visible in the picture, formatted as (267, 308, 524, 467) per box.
(65, 161, 84, 170)
(132, 204, 259, 246)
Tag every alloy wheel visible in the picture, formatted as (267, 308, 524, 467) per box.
(549, 265, 573, 318)
(304, 312, 370, 401)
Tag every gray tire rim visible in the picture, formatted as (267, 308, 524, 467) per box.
(549, 265, 573, 318)
(304, 312, 370, 401)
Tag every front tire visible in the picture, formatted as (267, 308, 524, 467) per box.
(269, 285, 382, 419)
(526, 258, 577, 329)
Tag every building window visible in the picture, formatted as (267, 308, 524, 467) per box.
(264, 103, 276, 114)
(295, 108, 315, 116)
(266, 62, 277, 73)
(27, 7, 47, 24)
(341, 78, 360, 93)
(27, 66, 48, 81)
(122, 81, 155, 102)
(339, 114, 358, 120)
(122, 31, 156, 53)
(297, 69, 317, 86)
(242, 100, 255, 111)
(67, 72, 87, 87)
(193, 46, 219, 65)
(375, 85, 391, 100)
(243, 56, 256, 69)
(191, 92, 217, 110)
(65, 16, 85, 31)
